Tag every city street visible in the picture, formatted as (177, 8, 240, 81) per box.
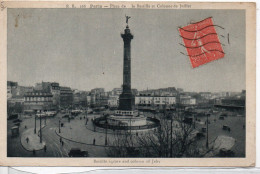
(8, 112, 108, 157)
(141, 110, 245, 157)
(7, 109, 245, 157)
(195, 112, 245, 157)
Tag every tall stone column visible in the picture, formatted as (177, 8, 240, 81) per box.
(118, 25, 135, 111)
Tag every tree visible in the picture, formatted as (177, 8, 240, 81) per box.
(106, 129, 140, 157)
(105, 111, 203, 157)
(137, 112, 201, 157)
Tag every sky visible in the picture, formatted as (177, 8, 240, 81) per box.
(7, 9, 245, 92)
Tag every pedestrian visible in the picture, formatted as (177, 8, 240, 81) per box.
(26, 137, 29, 143)
(24, 125, 27, 129)
(93, 138, 95, 145)
(44, 145, 47, 152)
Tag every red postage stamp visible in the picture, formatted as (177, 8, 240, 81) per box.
(179, 17, 225, 68)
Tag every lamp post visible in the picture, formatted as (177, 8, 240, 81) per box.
(40, 110, 42, 143)
(85, 110, 88, 125)
(34, 110, 37, 134)
(206, 113, 209, 149)
(44, 109, 47, 125)
(170, 112, 173, 157)
(59, 119, 61, 133)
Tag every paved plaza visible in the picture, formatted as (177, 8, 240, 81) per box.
(194, 112, 245, 157)
(7, 109, 245, 157)
(21, 127, 46, 151)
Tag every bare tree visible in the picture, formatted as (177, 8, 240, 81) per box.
(106, 110, 203, 157)
(106, 128, 140, 157)
(137, 112, 202, 157)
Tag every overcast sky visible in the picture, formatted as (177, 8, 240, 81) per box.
(7, 9, 245, 92)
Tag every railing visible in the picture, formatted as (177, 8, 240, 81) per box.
(93, 117, 160, 130)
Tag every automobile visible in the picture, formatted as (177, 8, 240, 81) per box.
(222, 125, 228, 130)
(68, 148, 88, 157)
(14, 122, 20, 126)
(8, 114, 19, 120)
(60, 110, 66, 114)
(201, 127, 207, 133)
(196, 132, 205, 139)
(222, 125, 231, 131)
(62, 114, 69, 118)
(218, 148, 235, 157)
(219, 116, 225, 120)
(13, 119, 22, 123)
(220, 113, 228, 117)
(11, 126, 19, 137)
(183, 117, 193, 124)
(71, 112, 79, 116)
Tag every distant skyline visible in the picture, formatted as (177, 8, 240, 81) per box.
(7, 9, 245, 92)
(6, 79, 244, 93)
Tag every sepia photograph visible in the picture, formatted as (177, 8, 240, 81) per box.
(0, 1, 256, 167)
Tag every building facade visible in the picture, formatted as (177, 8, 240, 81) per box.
(199, 92, 212, 100)
(50, 82, 60, 108)
(60, 87, 73, 108)
(108, 95, 119, 108)
(179, 95, 196, 105)
(24, 91, 53, 113)
(135, 95, 177, 106)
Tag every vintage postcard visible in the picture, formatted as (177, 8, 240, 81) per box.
(0, 1, 256, 167)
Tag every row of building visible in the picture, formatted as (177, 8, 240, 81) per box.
(8, 81, 74, 113)
(7, 81, 245, 114)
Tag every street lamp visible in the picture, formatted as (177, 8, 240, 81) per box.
(59, 119, 61, 133)
(44, 110, 47, 125)
(34, 110, 37, 134)
(85, 110, 88, 125)
(39, 110, 42, 143)
(170, 112, 173, 157)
